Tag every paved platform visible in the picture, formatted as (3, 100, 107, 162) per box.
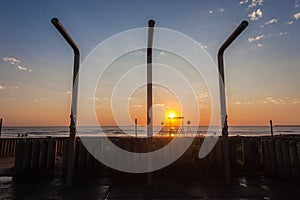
(1, 173, 300, 199)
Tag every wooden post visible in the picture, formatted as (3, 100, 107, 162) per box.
(270, 120, 273, 137)
(262, 139, 272, 176)
(281, 140, 291, 179)
(289, 141, 300, 180)
(14, 140, 25, 175)
(38, 140, 48, 171)
(135, 118, 138, 138)
(275, 140, 285, 178)
(30, 140, 40, 172)
(46, 140, 56, 170)
(22, 141, 32, 173)
(269, 139, 277, 175)
(0, 118, 2, 138)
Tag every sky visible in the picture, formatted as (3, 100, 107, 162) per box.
(0, 0, 299, 126)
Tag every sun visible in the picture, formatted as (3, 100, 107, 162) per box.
(167, 111, 176, 119)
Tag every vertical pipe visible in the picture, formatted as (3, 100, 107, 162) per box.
(147, 19, 155, 137)
(51, 18, 80, 187)
(217, 20, 248, 185)
(270, 120, 273, 137)
(147, 19, 155, 188)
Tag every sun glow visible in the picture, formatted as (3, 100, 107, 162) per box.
(167, 111, 176, 119)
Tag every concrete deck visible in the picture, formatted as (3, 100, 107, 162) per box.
(1, 173, 299, 199)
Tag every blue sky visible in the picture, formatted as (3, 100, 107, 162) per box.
(0, 0, 300, 126)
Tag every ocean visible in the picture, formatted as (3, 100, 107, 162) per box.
(1, 126, 300, 138)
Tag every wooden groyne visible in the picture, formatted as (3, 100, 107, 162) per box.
(1, 136, 300, 181)
(2, 138, 65, 177)
(262, 137, 300, 181)
(0, 138, 18, 157)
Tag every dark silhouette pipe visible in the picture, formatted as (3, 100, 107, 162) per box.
(51, 17, 80, 187)
(147, 19, 155, 138)
(217, 20, 248, 185)
(147, 19, 155, 187)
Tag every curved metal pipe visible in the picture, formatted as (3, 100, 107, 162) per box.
(51, 18, 80, 55)
(218, 21, 248, 83)
(217, 20, 248, 185)
(51, 17, 80, 187)
(147, 19, 155, 138)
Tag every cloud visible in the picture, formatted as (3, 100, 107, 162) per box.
(265, 18, 278, 25)
(208, 10, 213, 14)
(278, 32, 288, 36)
(34, 97, 47, 103)
(287, 20, 294, 25)
(239, 0, 248, 5)
(159, 51, 165, 56)
(2, 56, 32, 72)
(256, 43, 263, 47)
(294, 12, 300, 20)
(248, 0, 264, 8)
(195, 42, 208, 49)
(2, 57, 21, 65)
(218, 8, 224, 12)
(17, 65, 28, 71)
(229, 96, 300, 105)
(131, 105, 143, 108)
(295, 0, 299, 8)
(248, 9, 263, 21)
(199, 43, 208, 49)
(0, 85, 6, 90)
(248, 34, 265, 42)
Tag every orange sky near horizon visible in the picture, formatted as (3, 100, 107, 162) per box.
(1, 91, 299, 127)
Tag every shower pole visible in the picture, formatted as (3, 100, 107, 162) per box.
(218, 20, 248, 185)
(51, 18, 80, 187)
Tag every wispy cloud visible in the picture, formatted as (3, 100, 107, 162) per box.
(2, 57, 21, 65)
(265, 18, 278, 25)
(256, 43, 263, 47)
(131, 104, 143, 108)
(239, 0, 248, 5)
(295, 0, 299, 8)
(278, 32, 288, 36)
(195, 42, 208, 49)
(34, 97, 47, 103)
(199, 42, 208, 49)
(287, 20, 294, 25)
(294, 12, 300, 20)
(0, 85, 6, 90)
(229, 96, 300, 105)
(248, 34, 265, 42)
(207, 8, 225, 15)
(248, 9, 263, 21)
(17, 65, 28, 71)
(2, 56, 32, 72)
(217, 8, 225, 12)
(159, 51, 165, 56)
(248, 0, 264, 8)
